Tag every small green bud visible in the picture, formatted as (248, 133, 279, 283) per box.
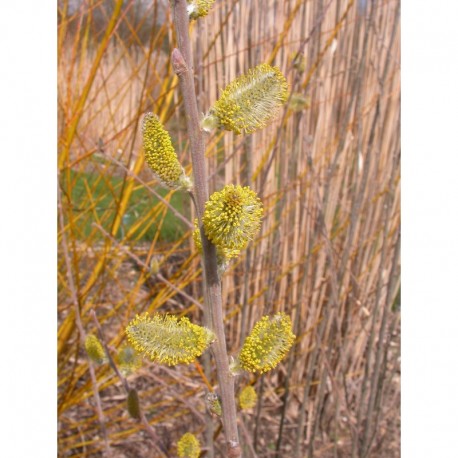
(228, 355, 244, 376)
(149, 255, 163, 275)
(84, 334, 107, 365)
(127, 389, 141, 419)
(291, 52, 307, 73)
(117, 344, 142, 376)
(205, 392, 222, 417)
(289, 92, 311, 112)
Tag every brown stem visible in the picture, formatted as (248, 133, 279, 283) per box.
(170, 1, 240, 456)
(89, 310, 130, 393)
(240, 415, 259, 458)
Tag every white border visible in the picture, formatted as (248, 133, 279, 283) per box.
(403, 1, 458, 456)
(0, 1, 57, 456)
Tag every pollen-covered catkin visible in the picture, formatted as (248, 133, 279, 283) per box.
(239, 313, 295, 373)
(203, 184, 263, 251)
(238, 385, 257, 410)
(177, 432, 201, 458)
(125, 313, 215, 366)
(142, 113, 192, 191)
(201, 63, 288, 134)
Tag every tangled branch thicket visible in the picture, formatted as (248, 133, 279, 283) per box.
(58, 0, 400, 456)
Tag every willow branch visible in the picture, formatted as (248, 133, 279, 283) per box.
(170, 1, 241, 456)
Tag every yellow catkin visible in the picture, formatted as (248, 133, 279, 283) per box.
(203, 185, 263, 251)
(187, 0, 215, 20)
(117, 344, 142, 376)
(142, 113, 192, 191)
(84, 334, 107, 364)
(239, 313, 296, 374)
(177, 432, 201, 458)
(239, 385, 257, 410)
(201, 63, 288, 134)
(125, 313, 215, 366)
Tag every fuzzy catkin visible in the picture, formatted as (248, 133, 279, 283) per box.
(187, 0, 215, 20)
(177, 432, 201, 458)
(239, 313, 295, 373)
(85, 334, 107, 364)
(201, 63, 288, 134)
(238, 385, 257, 410)
(203, 184, 263, 251)
(125, 313, 215, 366)
(142, 113, 192, 191)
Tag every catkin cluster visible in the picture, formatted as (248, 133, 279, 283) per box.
(203, 184, 263, 252)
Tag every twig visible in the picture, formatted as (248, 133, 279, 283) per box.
(360, 156, 400, 457)
(90, 310, 130, 393)
(239, 416, 259, 458)
(58, 187, 112, 457)
(101, 153, 193, 229)
(92, 222, 204, 310)
(148, 367, 207, 424)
